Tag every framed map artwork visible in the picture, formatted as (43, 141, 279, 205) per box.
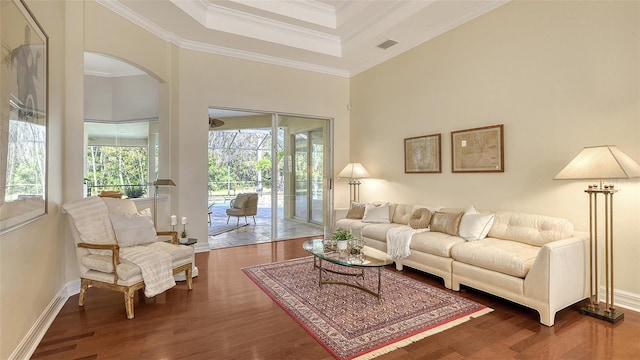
(404, 133, 441, 173)
(451, 125, 504, 173)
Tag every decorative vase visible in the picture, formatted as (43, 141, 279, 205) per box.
(336, 240, 348, 251)
(179, 237, 188, 244)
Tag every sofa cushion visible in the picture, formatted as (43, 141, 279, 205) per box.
(430, 212, 463, 236)
(409, 208, 432, 229)
(81, 254, 141, 281)
(335, 218, 368, 232)
(392, 204, 414, 225)
(451, 238, 540, 278)
(346, 201, 366, 219)
(363, 203, 391, 223)
(488, 212, 574, 247)
(410, 231, 466, 258)
(362, 222, 404, 240)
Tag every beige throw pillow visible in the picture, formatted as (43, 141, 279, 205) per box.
(409, 208, 432, 229)
(346, 201, 366, 219)
(430, 211, 464, 236)
(109, 208, 158, 247)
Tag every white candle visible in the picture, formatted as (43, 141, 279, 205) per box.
(181, 216, 188, 225)
(170, 215, 177, 226)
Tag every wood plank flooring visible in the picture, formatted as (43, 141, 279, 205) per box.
(33, 238, 640, 359)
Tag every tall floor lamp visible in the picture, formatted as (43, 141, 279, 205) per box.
(555, 145, 640, 323)
(338, 163, 370, 203)
(152, 179, 176, 228)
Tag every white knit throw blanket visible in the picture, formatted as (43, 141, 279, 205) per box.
(120, 246, 176, 297)
(386, 226, 430, 260)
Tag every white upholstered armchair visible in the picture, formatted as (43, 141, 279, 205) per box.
(63, 196, 193, 319)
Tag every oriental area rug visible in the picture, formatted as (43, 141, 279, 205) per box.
(242, 257, 492, 360)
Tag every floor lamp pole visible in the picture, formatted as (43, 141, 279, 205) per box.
(153, 184, 159, 228)
(348, 179, 361, 203)
(580, 185, 624, 323)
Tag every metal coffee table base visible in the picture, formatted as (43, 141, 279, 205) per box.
(313, 257, 383, 301)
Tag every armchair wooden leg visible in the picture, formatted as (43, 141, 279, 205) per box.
(79, 279, 89, 306)
(186, 266, 193, 290)
(124, 287, 136, 319)
(252, 216, 256, 224)
(236, 217, 240, 226)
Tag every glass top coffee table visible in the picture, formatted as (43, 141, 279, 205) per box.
(303, 239, 393, 301)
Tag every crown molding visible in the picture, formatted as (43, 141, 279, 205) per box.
(96, 0, 348, 76)
(172, 0, 342, 56)
(230, 0, 336, 29)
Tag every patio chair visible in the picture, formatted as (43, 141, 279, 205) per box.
(226, 192, 258, 225)
(63, 196, 193, 319)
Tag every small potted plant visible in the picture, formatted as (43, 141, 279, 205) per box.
(179, 230, 188, 244)
(332, 229, 353, 251)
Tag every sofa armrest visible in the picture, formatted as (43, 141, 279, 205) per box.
(524, 232, 589, 307)
(334, 208, 348, 222)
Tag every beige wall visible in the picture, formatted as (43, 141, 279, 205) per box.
(350, 1, 640, 295)
(0, 0, 66, 358)
(175, 49, 350, 243)
(2, 0, 639, 357)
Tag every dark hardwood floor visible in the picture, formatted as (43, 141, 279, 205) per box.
(33, 238, 640, 359)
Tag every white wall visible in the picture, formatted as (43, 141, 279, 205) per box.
(85, 74, 159, 121)
(350, 1, 640, 295)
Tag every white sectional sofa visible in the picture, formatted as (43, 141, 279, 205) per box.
(334, 202, 589, 326)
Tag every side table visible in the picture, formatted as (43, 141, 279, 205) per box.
(175, 238, 199, 281)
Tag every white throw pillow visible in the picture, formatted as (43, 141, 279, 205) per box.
(464, 205, 479, 215)
(459, 213, 495, 241)
(109, 208, 158, 247)
(362, 203, 391, 223)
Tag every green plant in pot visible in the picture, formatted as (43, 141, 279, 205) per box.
(332, 229, 352, 251)
(180, 230, 188, 244)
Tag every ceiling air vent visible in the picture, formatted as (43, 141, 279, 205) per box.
(377, 39, 398, 50)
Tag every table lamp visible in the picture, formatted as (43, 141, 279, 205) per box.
(338, 163, 370, 203)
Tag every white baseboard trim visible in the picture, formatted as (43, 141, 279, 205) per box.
(194, 242, 210, 253)
(8, 281, 77, 360)
(600, 286, 640, 313)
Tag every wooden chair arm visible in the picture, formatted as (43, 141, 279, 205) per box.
(157, 231, 179, 244)
(77, 243, 120, 284)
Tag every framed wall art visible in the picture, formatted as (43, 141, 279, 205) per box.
(0, 0, 48, 233)
(451, 124, 503, 173)
(404, 133, 441, 173)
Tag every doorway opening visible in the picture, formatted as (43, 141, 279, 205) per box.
(207, 108, 331, 248)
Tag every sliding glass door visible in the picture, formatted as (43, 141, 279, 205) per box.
(208, 108, 330, 244)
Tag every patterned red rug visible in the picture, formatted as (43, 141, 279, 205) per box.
(242, 257, 492, 360)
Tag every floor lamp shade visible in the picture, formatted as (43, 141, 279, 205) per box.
(152, 179, 176, 227)
(555, 145, 640, 323)
(338, 163, 370, 203)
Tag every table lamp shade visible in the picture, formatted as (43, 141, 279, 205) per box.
(338, 163, 370, 179)
(554, 145, 640, 180)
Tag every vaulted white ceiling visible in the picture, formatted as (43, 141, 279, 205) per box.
(90, 0, 509, 77)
